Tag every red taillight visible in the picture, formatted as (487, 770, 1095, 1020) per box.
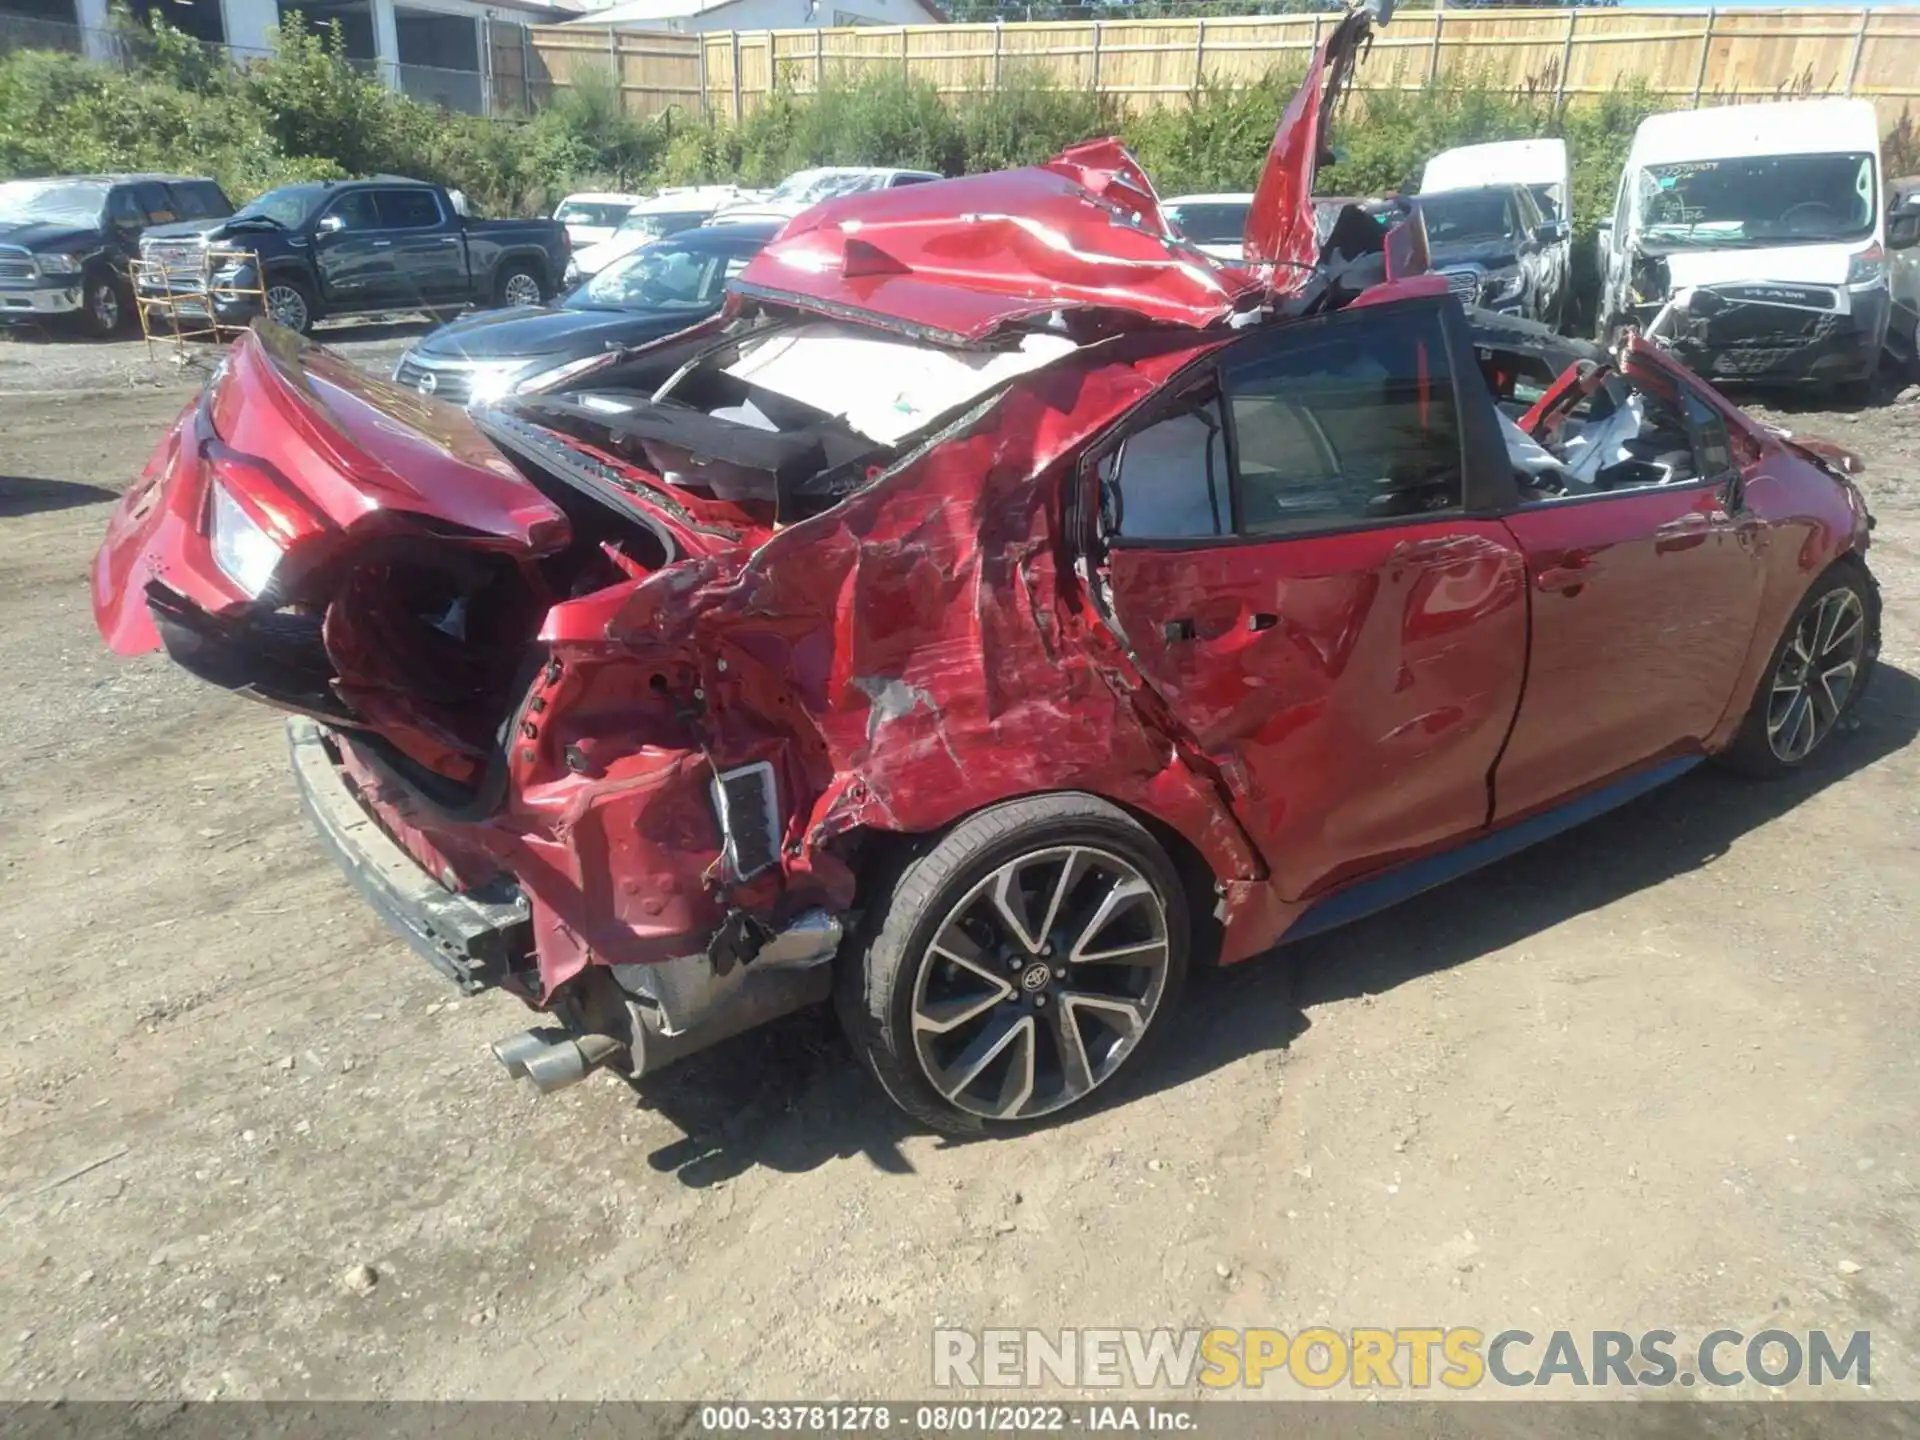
(201, 451, 328, 556)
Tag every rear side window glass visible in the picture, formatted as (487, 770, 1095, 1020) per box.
(377, 189, 442, 229)
(174, 183, 230, 219)
(132, 182, 176, 223)
(1103, 394, 1231, 540)
(1226, 308, 1463, 536)
(890, 173, 937, 187)
(1683, 391, 1735, 479)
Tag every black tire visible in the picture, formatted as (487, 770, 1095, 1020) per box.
(1718, 557, 1880, 778)
(1831, 373, 1877, 408)
(263, 276, 317, 335)
(836, 793, 1190, 1136)
(78, 269, 129, 338)
(495, 264, 545, 309)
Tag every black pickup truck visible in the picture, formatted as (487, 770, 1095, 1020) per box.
(136, 176, 569, 334)
(1, 173, 232, 335)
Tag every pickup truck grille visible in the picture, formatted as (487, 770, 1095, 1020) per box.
(394, 355, 473, 405)
(143, 239, 208, 275)
(0, 248, 35, 284)
(1436, 266, 1481, 302)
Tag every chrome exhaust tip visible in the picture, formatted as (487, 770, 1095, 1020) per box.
(490, 1028, 556, 1079)
(522, 1039, 591, 1094)
(492, 1029, 626, 1095)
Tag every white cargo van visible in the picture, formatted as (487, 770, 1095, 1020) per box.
(1422, 138, 1572, 323)
(1596, 98, 1888, 390)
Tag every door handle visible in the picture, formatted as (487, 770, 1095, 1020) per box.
(1162, 618, 1196, 644)
(1246, 612, 1279, 633)
(1389, 535, 1487, 564)
(372, 239, 393, 248)
(1535, 550, 1598, 593)
(1654, 513, 1714, 554)
(438, 236, 461, 245)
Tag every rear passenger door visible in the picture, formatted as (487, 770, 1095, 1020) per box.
(1095, 298, 1530, 903)
(376, 187, 467, 308)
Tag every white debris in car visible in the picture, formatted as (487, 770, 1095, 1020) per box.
(724, 323, 1078, 445)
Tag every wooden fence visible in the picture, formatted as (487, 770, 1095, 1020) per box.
(488, 21, 702, 117)
(495, 8, 1920, 131)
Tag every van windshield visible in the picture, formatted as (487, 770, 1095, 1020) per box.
(1637, 153, 1877, 247)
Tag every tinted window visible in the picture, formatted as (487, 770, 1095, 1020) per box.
(617, 210, 708, 239)
(1683, 391, 1735, 480)
(555, 199, 634, 227)
(173, 182, 230, 220)
(323, 192, 381, 232)
(1227, 308, 1463, 535)
(105, 188, 144, 230)
(1420, 189, 1514, 245)
(131, 182, 176, 224)
(1104, 394, 1231, 541)
(377, 188, 443, 229)
(889, 172, 937, 187)
(1167, 202, 1251, 246)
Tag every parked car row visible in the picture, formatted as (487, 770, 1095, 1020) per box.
(0, 173, 233, 335)
(0, 167, 953, 343)
(1158, 100, 1916, 396)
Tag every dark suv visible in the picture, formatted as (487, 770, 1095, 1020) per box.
(1415, 182, 1569, 330)
(0, 174, 232, 336)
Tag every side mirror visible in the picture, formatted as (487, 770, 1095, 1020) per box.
(1534, 220, 1571, 244)
(1889, 212, 1920, 251)
(1595, 216, 1613, 232)
(315, 213, 346, 235)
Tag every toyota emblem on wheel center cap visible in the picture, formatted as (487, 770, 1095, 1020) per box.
(1019, 962, 1051, 993)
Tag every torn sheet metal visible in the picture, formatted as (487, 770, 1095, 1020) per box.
(733, 164, 1266, 342)
(1243, 4, 1390, 286)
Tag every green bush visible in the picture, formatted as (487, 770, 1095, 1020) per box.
(1122, 72, 1304, 196)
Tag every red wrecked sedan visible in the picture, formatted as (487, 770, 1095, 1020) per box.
(92, 11, 1879, 1134)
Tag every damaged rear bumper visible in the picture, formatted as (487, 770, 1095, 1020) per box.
(289, 717, 530, 992)
(288, 716, 841, 1083)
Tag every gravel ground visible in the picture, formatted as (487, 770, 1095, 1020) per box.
(2, 330, 1918, 1404)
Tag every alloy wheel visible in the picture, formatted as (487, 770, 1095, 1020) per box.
(92, 283, 119, 332)
(909, 845, 1172, 1121)
(503, 272, 542, 307)
(266, 285, 309, 332)
(1767, 586, 1867, 763)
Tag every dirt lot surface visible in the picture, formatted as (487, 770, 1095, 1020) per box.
(3, 330, 1919, 1404)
